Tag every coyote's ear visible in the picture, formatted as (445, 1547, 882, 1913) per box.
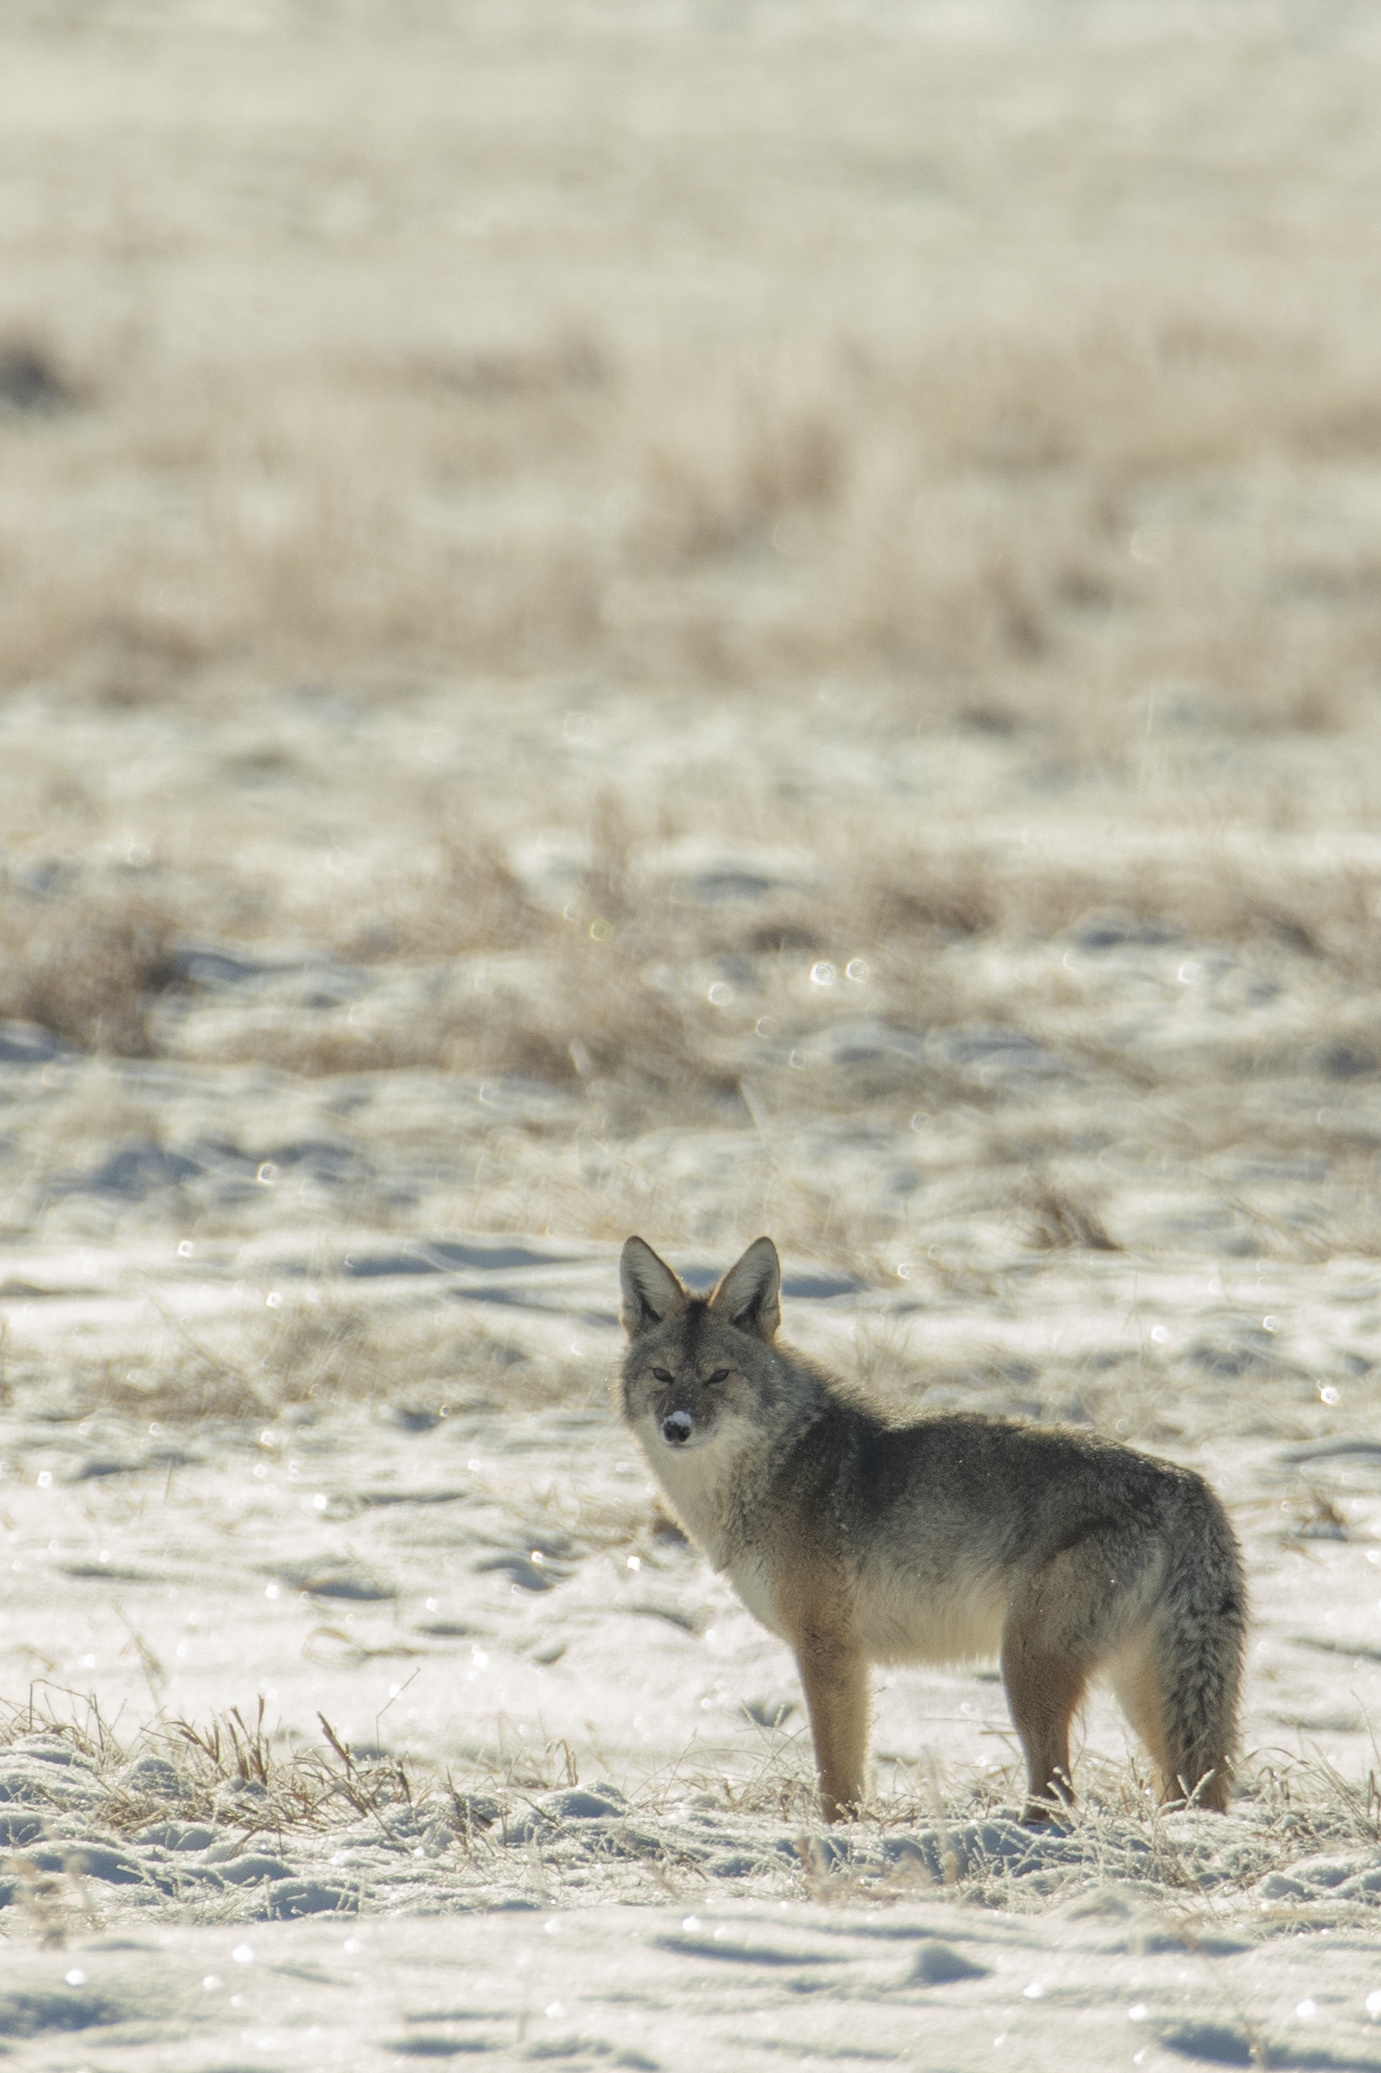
(620, 1237, 686, 1339)
(709, 1236, 781, 1341)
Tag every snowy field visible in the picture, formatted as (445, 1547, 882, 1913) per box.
(5, 0, 1381, 2067)
(3, 1224, 1381, 2067)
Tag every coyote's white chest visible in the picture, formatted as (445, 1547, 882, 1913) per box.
(637, 1419, 782, 1621)
(642, 1435, 738, 1558)
(723, 1550, 785, 1636)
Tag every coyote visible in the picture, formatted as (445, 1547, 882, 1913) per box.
(620, 1235, 1246, 1822)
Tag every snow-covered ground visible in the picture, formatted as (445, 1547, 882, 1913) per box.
(3, 1230, 1381, 2068)
(5, 690, 1381, 2068)
(6, 1892, 1381, 2072)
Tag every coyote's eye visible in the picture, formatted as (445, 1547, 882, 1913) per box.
(706, 1368, 729, 1385)
(651, 1366, 673, 1383)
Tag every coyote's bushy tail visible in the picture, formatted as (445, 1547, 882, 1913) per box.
(1148, 1483, 1248, 1809)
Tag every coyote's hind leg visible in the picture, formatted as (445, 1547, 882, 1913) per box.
(1001, 1633, 1086, 1822)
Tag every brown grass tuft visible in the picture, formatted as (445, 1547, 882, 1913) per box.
(0, 883, 177, 1056)
(643, 402, 849, 563)
(1024, 1178, 1121, 1254)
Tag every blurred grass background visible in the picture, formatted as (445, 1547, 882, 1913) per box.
(2, 0, 1381, 1269)
(4, 2, 1381, 725)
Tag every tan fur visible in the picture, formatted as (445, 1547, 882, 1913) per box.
(777, 1558, 869, 1821)
(619, 1235, 1247, 1823)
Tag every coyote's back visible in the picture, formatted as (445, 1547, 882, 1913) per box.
(619, 1233, 1247, 1822)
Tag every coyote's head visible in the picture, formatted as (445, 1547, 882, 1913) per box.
(619, 1235, 782, 1455)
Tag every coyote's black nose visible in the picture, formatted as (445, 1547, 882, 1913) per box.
(661, 1410, 694, 1446)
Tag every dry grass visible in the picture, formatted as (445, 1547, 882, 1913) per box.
(5, 1686, 1377, 1928)
(8, 315, 1381, 734)
(7, 813, 1380, 1278)
(3, 13, 1381, 749)
(1, 1297, 585, 1427)
(5, 1683, 1368, 1940)
(155, 823, 1381, 1102)
(0, 880, 177, 1057)
(1, 11, 1380, 1211)
(12, 827, 1381, 1072)
(1024, 1179, 1120, 1255)
(0, 1688, 435, 1846)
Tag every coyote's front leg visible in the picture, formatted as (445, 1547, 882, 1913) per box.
(792, 1629, 869, 1822)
